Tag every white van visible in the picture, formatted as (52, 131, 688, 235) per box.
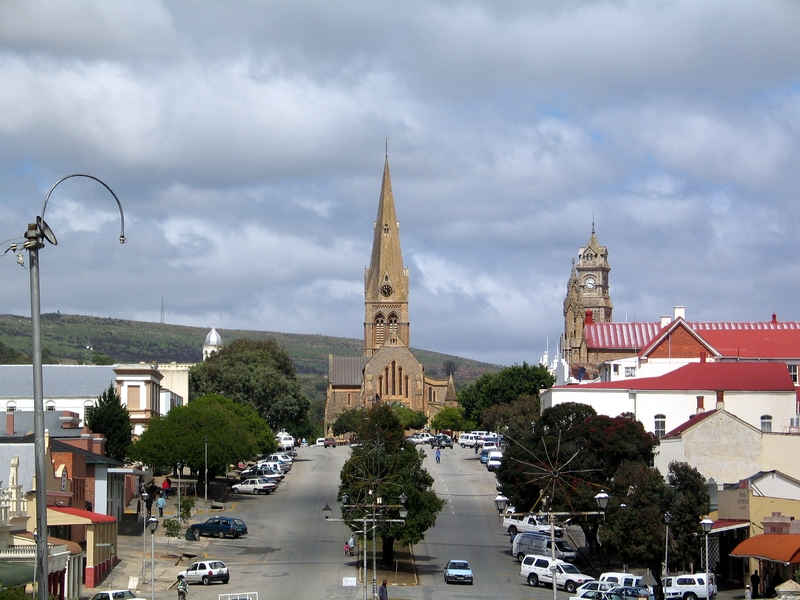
(512, 532, 577, 561)
(600, 573, 644, 588)
(459, 433, 477, 448)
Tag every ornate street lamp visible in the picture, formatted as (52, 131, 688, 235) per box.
(594, 490, 609, 511)
(701, 518, 713, 600)
(664, 511, 672, 576)
(147, 517, 159, 600)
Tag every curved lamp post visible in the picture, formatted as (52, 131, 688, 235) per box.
(24, 174, 125, 600)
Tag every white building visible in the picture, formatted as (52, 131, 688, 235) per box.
(540, 361, 799, 438)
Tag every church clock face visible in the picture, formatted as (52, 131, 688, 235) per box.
(585, 276, 596, 289)
(380, 283, 393, 297)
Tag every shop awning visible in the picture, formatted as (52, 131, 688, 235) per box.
(731, 534, 800, 563)
(49, 506, 116, 525)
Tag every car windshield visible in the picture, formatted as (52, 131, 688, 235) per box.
(449, 561, 469, 570)
(561, 564, 581, 574)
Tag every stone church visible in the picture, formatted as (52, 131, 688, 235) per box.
(560, 225, 614, 377)
(324, 156, 457, 433)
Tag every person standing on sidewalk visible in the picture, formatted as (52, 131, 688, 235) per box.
(177, 575, 188, 600)
(378, 579, 388, 600)
(435, 447, 441, 463)
(156, 494, 166, 518)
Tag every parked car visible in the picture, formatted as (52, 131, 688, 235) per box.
(520, 554, 593, 592)
(324, 437, 337, 448)
(503, 512, 564, 537)
(443, 559, 474, 585)
(608, 585, 654, 600)
(186, 516, 247, 540)
(486, 449, 503, 471)
(571, 586, 613, 600)
(90, 590, 147, 600)
(512, 532, 577, 561)
(316, 437, 326, 446)
(177, 560, 230, 585)
(458, 433, 477, 447)
(231, 478, 276, 495)
(431, 434, 453, 448)
(572, 580, 617, 599)
(600, 573, 645, 588)
(664, 574, 716, 600)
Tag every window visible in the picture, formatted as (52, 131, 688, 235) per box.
(46, 402, 55, 412)
(761, 415, 772, 432)
(624, 366, 636, 377)
(383, 223, 389, 234)
(534, 559, 549, 568)
(789, 364, 798, 384)
(655, 414, 666, 439)
(374, 313, 385, 346)
(613, 364, 619, 374)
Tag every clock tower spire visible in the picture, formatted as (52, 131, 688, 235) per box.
(364, 155, 410, 356)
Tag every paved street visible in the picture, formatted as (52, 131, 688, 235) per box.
(111, 444, 580, 600)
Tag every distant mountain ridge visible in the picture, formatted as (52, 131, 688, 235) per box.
(0, 312, 500, 385)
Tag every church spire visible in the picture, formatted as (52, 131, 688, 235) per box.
(365, 155, 405, 297)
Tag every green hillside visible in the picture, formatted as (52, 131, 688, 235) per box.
(0, 313, 500, 418)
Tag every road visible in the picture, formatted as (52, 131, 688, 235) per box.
(169, 443, 575, 600)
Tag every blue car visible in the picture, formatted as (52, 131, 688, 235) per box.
(444, 559, 474, 585)
(186, 516, 247, 540)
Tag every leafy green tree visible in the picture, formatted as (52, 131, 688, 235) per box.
(667, 461, 710, 572)
(339, 404, 444, 565)
(430, 406, 473, 432)
(333, 408, 366, 436)
(129, 394, 265, 480)
(90, 351, 115, 365)
(458, 362, 554, 423)
(85, 384, 132, 461)
(0, 341, 28, 364)
(480, 396, 538, 432)
(391, 404, 427, 430)
(189, 338, 311, 435)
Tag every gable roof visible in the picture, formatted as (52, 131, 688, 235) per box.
(50, 438, 121, 466)
(49, 505, 116, 523)
(555, 361, 795, 392)
(585, 319, 800, 357)
(639, 318, 720, 358)
(328, 355, 366, 386)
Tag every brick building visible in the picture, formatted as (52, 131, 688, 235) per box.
(325, 156, 457, 432)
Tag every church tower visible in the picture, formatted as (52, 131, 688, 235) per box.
(363, 155, 410, 357)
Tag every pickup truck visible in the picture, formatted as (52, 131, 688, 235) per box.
(503, 512, 564, 537)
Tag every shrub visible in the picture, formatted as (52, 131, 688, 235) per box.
(180, 497, 195, 521)
(163, 518, 182, 538)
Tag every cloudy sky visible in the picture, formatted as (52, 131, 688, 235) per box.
(1, 1, 799, 366)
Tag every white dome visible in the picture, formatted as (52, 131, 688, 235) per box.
(204, 328, 223, 346)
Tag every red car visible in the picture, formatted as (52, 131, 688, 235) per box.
(324, 438, 337, 448)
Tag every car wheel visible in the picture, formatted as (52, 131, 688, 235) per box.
(202, 576, 209, 585)
(234, 531, 240, 538)
(508, 526, 518, 536)
(528, 573, 539, 587)
(517, 552, 525, 561)
(566, 581, 577, 593)
(444, 576, 448, 584)
(223, 576, 229, 584)
(685, 594, 697, 600)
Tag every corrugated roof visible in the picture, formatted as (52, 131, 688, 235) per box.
(731, 534, 800, 563)
(49, 506, 116, 523)
(329, 356, 365, 386)
(555, 361, 795, 392)
(0, 365, 116, 398)
(586, 320, 800, 356)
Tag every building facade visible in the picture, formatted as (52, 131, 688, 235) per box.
(325, 156, 457, 432)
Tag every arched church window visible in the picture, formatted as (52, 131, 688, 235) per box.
(388, 313, 399, 343)
(375, 313, 385, 346)
(383, 223, 389, 234)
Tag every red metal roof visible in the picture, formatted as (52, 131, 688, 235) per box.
(585, 320, 800, 357)
(663, 410, 717, 438)
(711, 518, 749, 533)
(50, 506, 116, 523)
(555, 361, 795, 392)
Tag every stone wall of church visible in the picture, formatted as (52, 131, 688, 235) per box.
(362, 346, 424, 412)
(324, 385, 361, 433)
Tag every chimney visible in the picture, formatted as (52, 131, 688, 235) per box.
(673, 306, 686, 320)
(716, 391, 724, 409)
(6, 411, 14, 435)
(700, 352, 707, 363)
(772, 313, 778, 324)
(660, 315, 671, 328)
(584, 309, 594, 325)
(696, 396, 705, 413)
(92, 434, 106, 455)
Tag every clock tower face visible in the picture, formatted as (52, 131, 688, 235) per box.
(380, 283, 393, 297)
(585, 276, 596, 290)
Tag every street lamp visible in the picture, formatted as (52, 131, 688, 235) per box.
(664, 511, 672, 576)
(140, 491, 149, 582)
(20, 174, 125, 600)
(495, 494, 508, 525)
(147, 517, 158, 600)
(701, 518, 713, 600)
(204, 437, 208, 504)
(594, 490, 609, 512)
(176, 462, 183, 523)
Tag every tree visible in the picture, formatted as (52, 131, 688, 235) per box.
(339, 404, 444, 565)
(85, 384, 132, 461)
(129, 394, 270, 481)
(0, 341, 28, 364)
(480, 396, 538, 432)
(189, 338, 311, 435)
(430, 406, 473, 432)
(667, 461, 710, 572)
(333, 408, 366, 436)
(458, 362, 554, 423)
(391, 404, 427, 430)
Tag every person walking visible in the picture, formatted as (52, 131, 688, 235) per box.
(145, 491, 154, 519)
(176, 575, 188, 600)
(435, 447, 441, 464)
(156, 494, 166, 518)
(751, 570, 761, 598)
(378, 579, 388, 600)
(348, 535, 355, 557)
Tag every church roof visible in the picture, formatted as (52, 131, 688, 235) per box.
(204, 328, 223, 346)
(329, 355, 366, 386)
(365, 155, 405, 296)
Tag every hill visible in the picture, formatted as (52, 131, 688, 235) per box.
(0, 313, 501, 424)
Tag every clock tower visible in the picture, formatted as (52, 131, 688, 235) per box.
(561, 224, 613, 366)
(363, 154, 410, 357)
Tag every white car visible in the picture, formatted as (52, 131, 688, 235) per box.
(572, 580, 616, 600)
(177, 560, 229, 585)
(664, 574, 716, 600)
(231, 478, 276, 495)
(316, 437, 326, 446)
(90, 590, 147, 600)
(503, 512, 564, 537)
(520, 554, 593, 592)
